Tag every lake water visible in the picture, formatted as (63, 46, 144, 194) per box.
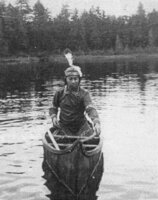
(0, 59, 158, 200)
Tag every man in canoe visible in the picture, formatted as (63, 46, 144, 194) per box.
(49, 65, 101, 136)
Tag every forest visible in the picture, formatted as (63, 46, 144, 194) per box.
(0, 0, 158, 56)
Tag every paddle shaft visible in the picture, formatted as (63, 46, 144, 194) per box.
(47, 129, 60, 150)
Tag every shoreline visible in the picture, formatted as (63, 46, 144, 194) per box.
(1, 53, 158, 64)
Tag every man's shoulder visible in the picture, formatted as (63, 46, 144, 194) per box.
(55, 87, 65, 95)
(79, 87, 90, 95)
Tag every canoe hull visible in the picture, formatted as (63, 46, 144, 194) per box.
(42, 132, 104, 199)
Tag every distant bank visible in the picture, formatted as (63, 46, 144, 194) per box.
(1, 53, 158, 64)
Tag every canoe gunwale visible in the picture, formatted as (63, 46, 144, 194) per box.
(42, 131, 103, 157)
(81, 138, 103, 157)
(42, 133, 79, 155)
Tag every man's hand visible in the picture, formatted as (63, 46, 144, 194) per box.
(94, 122, 101, 136)
(52, 116, 59, 127)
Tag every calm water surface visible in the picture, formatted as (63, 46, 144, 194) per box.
(0, 60, 158, 200)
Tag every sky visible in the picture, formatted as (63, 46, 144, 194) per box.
(5, 0, 158, 17)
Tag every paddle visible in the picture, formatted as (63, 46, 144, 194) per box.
(47, 129, 60, 150)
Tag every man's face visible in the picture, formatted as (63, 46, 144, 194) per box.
(66, 75, 80, 90)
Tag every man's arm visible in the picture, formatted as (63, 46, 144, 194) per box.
(49, 91, 60, 127)
(84, 91, 101, 135)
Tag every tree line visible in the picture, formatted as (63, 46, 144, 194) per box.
(0, 0, 158, 56)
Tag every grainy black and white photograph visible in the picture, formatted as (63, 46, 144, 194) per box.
(0, 0, 158, 200)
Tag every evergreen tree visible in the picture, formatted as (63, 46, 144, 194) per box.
(3, 4, 19, 53)
(137, 2, 145, 17)
(32, 0, 50, 51)
(115, 34, 123, 52)
(0, 1, 7, 54)
(15, 0, 32, 52)
(53, 4, 71, 51)
(68, 9, 82, 50)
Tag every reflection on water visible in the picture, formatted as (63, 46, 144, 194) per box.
(0, 60, 158, 200)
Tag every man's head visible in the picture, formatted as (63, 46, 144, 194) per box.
(64, 66, 82, 90)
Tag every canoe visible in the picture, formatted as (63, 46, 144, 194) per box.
(42, 128, 104, 200)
